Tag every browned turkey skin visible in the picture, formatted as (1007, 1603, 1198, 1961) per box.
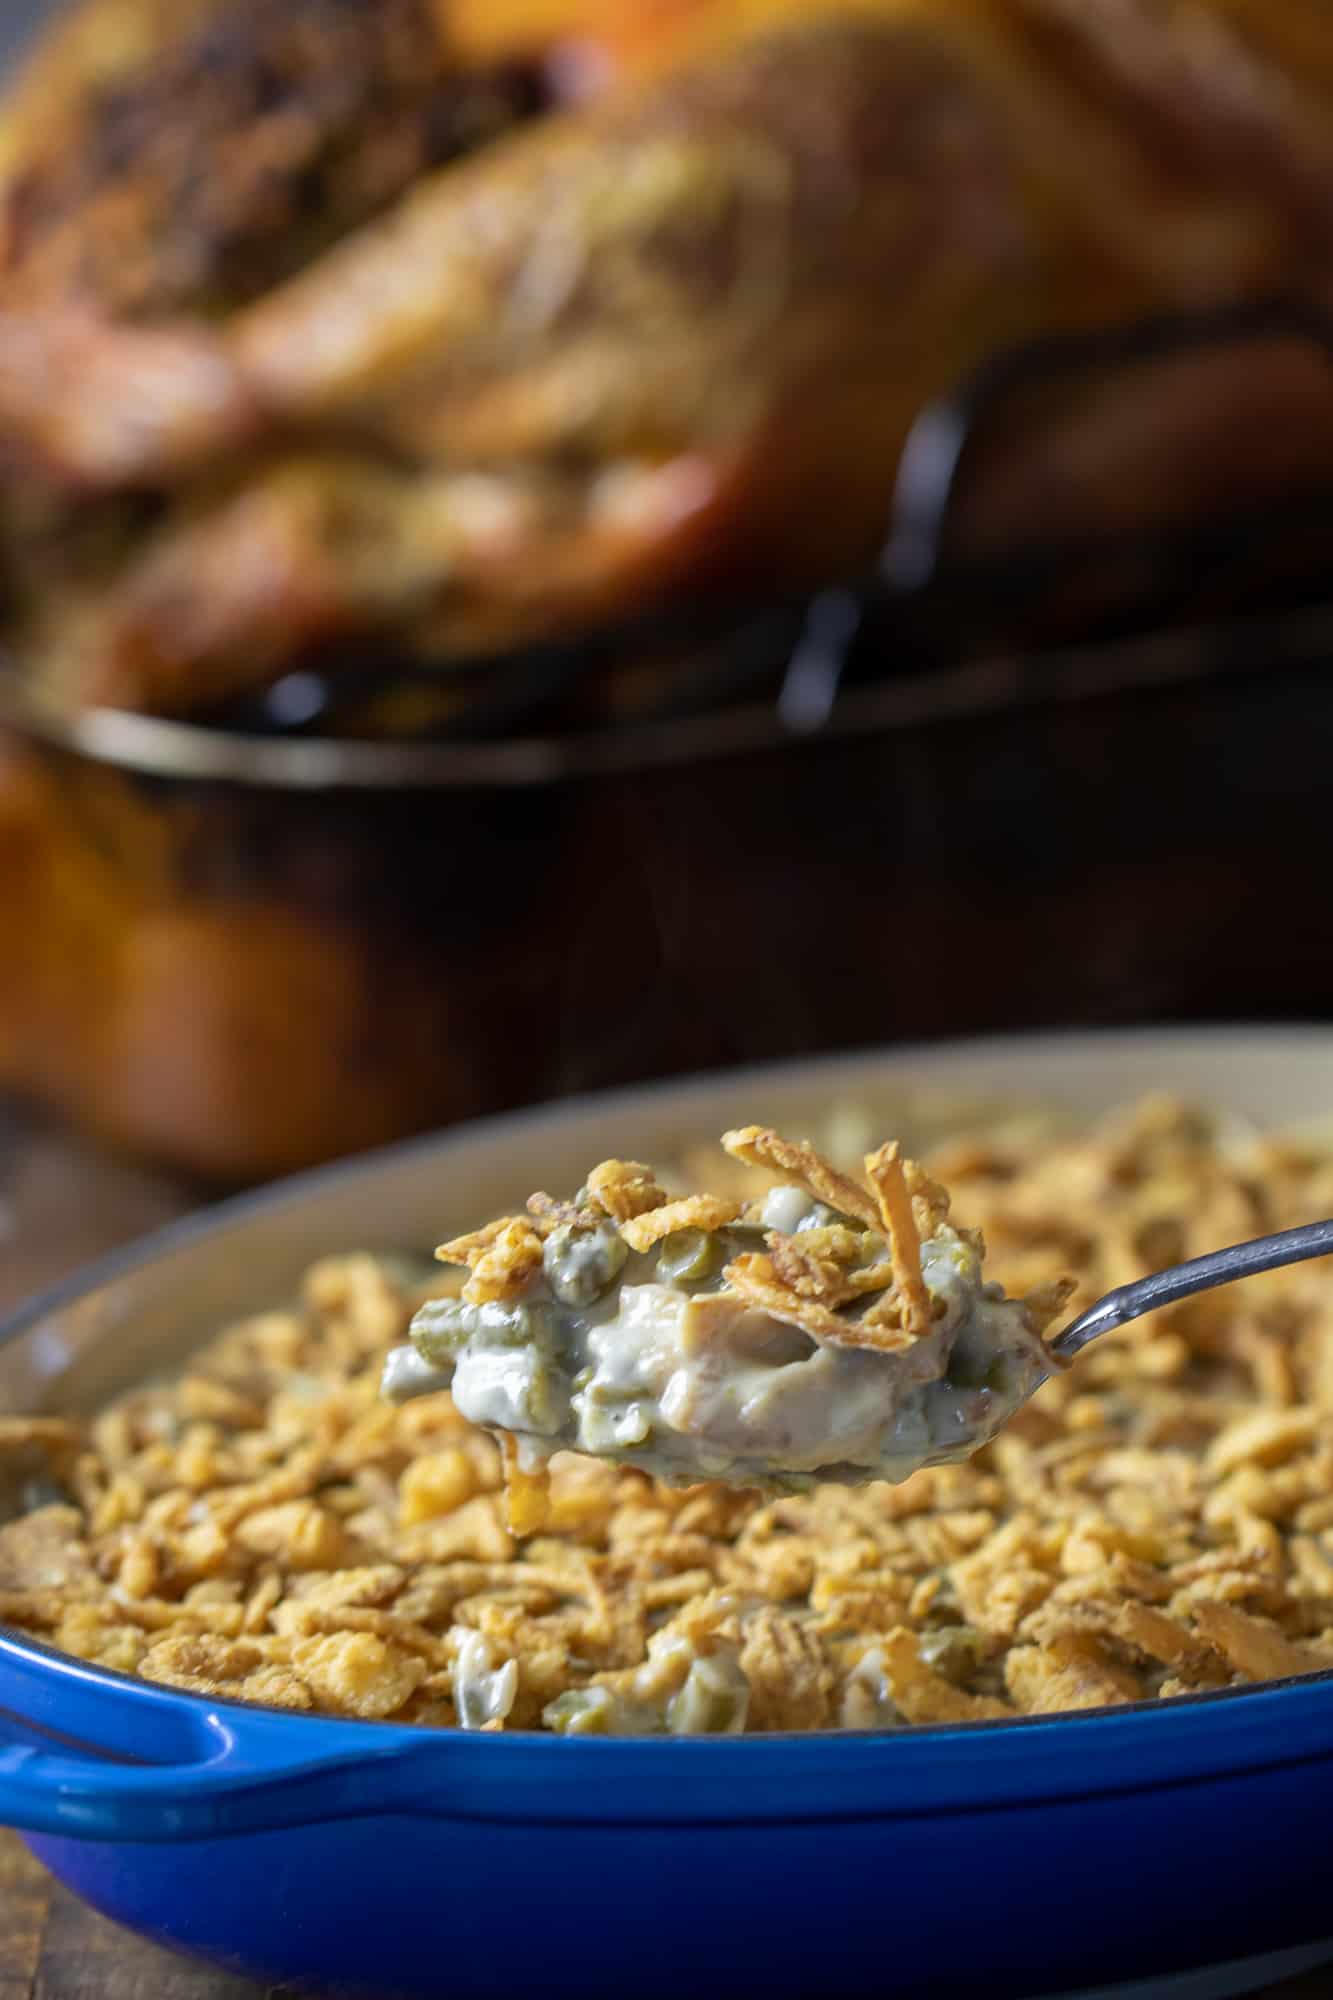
(2, 0, 1333, 717)
(0, 0, 550, 321)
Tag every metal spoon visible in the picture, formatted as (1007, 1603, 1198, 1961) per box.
(1047, 1216, 1333, 1366)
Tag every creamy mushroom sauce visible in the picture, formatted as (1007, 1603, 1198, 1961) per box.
(381, 1186, 1050, 1492)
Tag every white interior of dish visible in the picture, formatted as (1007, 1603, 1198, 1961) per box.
(5, 1025, 1333, 1420)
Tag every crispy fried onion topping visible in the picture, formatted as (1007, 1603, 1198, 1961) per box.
(439, 1127, 1073, 1353)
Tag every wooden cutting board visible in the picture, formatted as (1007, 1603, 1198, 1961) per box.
(0, 1105, 1330, 2000)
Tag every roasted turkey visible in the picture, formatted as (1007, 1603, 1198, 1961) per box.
(1, 0, 1333, 716)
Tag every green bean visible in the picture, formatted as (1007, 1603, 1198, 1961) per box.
(409, 1297, 471, 1366)
(656, 1228, 721, 1284)
(543, 1222, 627, 1306)
(917, 1627, 984, 1683)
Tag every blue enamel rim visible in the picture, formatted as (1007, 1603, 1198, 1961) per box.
(5, 1026, 1333, 1841)
(5, 1617, 1333, 1841)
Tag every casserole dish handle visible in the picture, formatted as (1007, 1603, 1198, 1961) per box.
(0, 1703, 426, 1842)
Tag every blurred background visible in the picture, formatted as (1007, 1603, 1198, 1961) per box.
(2, 0, 1333, 1212)
(0, 7, 46, 63)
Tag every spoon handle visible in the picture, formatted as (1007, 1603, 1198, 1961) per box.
(1048, 1216, 1333, 1364)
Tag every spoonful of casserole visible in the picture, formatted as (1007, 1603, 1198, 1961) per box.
(381, 1124, 1333, 1530)
(381, 1126, 1079, 1522)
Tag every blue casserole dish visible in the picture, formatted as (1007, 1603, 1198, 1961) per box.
(7, 1029, 1333, 2000)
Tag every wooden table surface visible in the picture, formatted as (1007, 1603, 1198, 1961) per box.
(1, 1105, 1332, 2000)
